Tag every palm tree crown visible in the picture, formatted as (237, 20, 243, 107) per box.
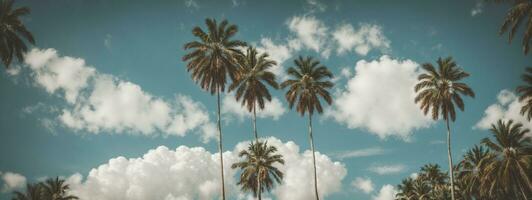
(232, 141, 284, 199)
(496, 0, 532, 54)
(182, 18, 246, 94)
(12, 183, 42, 200)
(456, 145, 493, 199)
(0, 0, 35, 68)
(229, 46, 279, 112)
(481, 119, 532, 199)
(40, 177, 79, 200)
(516, 67, 532, 120)
(281, 56, 333, 116)
(414, 57, 475, 121)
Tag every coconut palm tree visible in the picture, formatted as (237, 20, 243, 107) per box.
(281, 56, 333, 200)
(456, 145, 493, 199)
(40, 177, 78, 200)
(182, 18, 246, 200)
(229, 46, 278, 142)
(481, 119, 532, 199)
(231, 141, 284, 200)
(495, 0, 532, 54)
(414, 56, 475, 200)
(396, 178, 416, 200)
(517, 67, 532, 120)
(12, 183, 43, 200)
(0, 0, 35, 68)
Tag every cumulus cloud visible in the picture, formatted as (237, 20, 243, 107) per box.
(352, 177, 374, 194)
(327, 56, 432, 140)
(1, 172, 26, 192)
(287, 15, 328, 53)
(475, 90, 532, 137)
(333, 147, 386, 159)
(369, 164, 406, 175)
(372, 184, 398, 200)
(221, 93, 286, 122)
(333, 23, 390, 56)
(22, 48, 216, 142)
(66, 137, 346, 200)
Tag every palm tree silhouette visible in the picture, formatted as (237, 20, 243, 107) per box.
(495, 0, 532, 54)
(414, 56, 475, 200)
(516, 67, 532, 120)
(12, 183, 42, 200)
(182, 18, 246, 200)
(281, 56, 333, 200)
(40, 177, 78, 200)
(229, 46, 279, 142)
(232, 141, 284, 200)
(0, 0, 35, 68)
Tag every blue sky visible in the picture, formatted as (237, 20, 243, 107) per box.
(0, 0, 531, 199)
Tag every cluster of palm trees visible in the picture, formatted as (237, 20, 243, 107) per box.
(182, 18, 334, 199)
(11, 177, 78, 200)
(396, 119, 532, 200)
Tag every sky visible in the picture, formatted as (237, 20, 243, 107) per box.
(0, 0, 531, 199)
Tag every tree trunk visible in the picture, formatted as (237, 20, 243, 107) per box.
(308, 114, 320, 200)
(445, 119, 455, 200)
(257, 168, 262, 200)
(217, 92, 226, 200)
(253, 104, 258, 143)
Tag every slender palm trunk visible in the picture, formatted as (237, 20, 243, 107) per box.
(257, 168, 262, 200)
(445, 119, 455, 200)
(217, 92, 226, 200)
(253, 104, 258, 142)
(308, 114, 320, 200)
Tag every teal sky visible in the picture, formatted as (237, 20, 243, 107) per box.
(0, 0, 531, 199)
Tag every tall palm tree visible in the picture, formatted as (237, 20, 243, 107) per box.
(414, 56, 475, 200)
(182, 18, 246, 200)
(0, 0, 35, 68)
(40, 177, 78, 200)
(495, 0, 532, 54)
(516, 67, 532, 120)
(12, 183, 43, 200)
(481, 119, 532, 199)
(231, 141, 284, 200)
(281, 56, 333, 200)
(396, 178, 416, 200)
(456, 145, 493, 199)
(229, 46, 278, 142)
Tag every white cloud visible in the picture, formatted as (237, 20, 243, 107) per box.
(287, 16, 328, 53)
(471, 2, 483, 17)
(66, 137, 346, 200)
(352, 177, 374, 194)
(372, 184, 398, 200)
(369, 164, 406, 175)
(305, 0, 326, 13)
(475, 90, 532, 137)
(222, 93, 286, 122)
(409, 173, 419, 179)
(22, 48, 216, 142)
(6, 65, 21, 76)
(327, 56, 432, 140)
(334, 147, 386, 159)
(1, 172, 26, 193)
(333, 23, 390, 56)
(184, 0, 199, 9)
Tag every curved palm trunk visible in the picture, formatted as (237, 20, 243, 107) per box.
(253, 104, 259, 142)
(308, 114, 320, 200)
(445, 119, 455, 200)
(257, 169, 262, 200)
(217, 92, 226, 200)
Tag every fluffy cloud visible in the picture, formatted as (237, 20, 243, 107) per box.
(222, 93, 286, 121)
(369, 164, 406, 175)
(287, 16, 328, 53)
(1, 172, 26, 192)
(471, 2, 483, 17)
(352, 177, 374, 194)
(327, 56, 432, 140)
(22, 48, 216, 142)
(475, 90, 532, 136)
(372, 184, 398, 200)
(66, 137, 346, 200)
(333, 23, 390, 56)
(334, 147, 386, 159)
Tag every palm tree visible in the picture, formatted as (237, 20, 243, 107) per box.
(516, 67, 532, 120)
(396, 178, 416, 200)
(12, 183, 43, 200)
(182, 18, 246, 200)
(40, 177, 78, 200)
(456, 145, 493, 199)
(0, 0, 35, 68)
(481, 119, 532, 199)
(281, 56, 333, 200)
(231, 141, 284, 200)
(229, 46, 279, 142)
(414, 56, 475, 200)
(495, 0, 532, 54)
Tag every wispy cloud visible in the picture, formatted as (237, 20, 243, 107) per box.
(333, 147, 386, 159)
(369, 164, 407, 175)
(471, 2, 483, 17)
